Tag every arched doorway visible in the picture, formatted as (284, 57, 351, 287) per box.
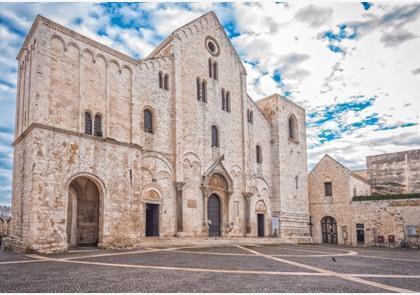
(208, 194, 221, 237)
(321, 216, 337, 244)
(67, 176, 101, 247)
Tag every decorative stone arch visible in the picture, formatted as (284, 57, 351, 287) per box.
(140, 152, 174, 178)
(66, 172, 106, 248)
(255, 200, 267, 214)
(141, 186, 163, 204)
(50, 35, 66, 51)
(201, 156, 234, 236)
(81, 48, 95, 63)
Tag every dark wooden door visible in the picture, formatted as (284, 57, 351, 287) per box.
(146, 203, 159, 237)
(321, 216, 337, 244)
(356, 224, 365, 245)
(258, 214, 265, 237)
(208, 194, 221, 237)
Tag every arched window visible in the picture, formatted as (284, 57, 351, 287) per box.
(94, 114, 102, 137)
(211, 125, 219, 147)
(226, 91, 231, 112)
(84, 111, 92, 135)
(353, 185, 357, 196)
(164, 74, 169, 90)
(250, 111, 253, 124)
(202, 80, 207, 103)
(295, 175, 299, 190)
(158, 72, 163, 89)
(288, 115, 298, 141)
(196, 77, 201, 101)
(208, 59, 213, 78)
(144, 109, 153, 134)
(256, 144, 262, 163)
(222, 88, 227, 111)
(213, 61, 218, 80)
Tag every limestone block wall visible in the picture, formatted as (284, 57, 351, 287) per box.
(13, 127, 176, 253)
(367, 149, 420, 195)
(351, 199, 420, 246)
(173, 14, 251, 236)
(309, 155, 351, 243)
(257, 94, 310, 239)
(349, 173, 371, 197)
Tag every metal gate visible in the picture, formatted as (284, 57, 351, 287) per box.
(321, 216, 337, 244)
(208, 194, 221, 237)
(145, 203, 159, 237)
(258, 214, 265, 237)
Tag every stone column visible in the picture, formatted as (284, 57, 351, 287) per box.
(242, 192, 253, 235)
(175, 182, 185, 233)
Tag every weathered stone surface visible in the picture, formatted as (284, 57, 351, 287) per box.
(367, 149, 420, 195)
(9, 12, 310, 253)
(309, 153, 420, 246)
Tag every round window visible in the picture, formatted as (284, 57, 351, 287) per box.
(205, 36, 220, 56)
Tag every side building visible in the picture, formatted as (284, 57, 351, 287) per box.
(309, 150, 420, 247)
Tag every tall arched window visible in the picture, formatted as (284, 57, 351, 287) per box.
(208, 59, 213, 78)
(158, 72, 163, 89)
(144, 109, 153, 134)
(211, 125, 219, 147)
(202, 80, 207, 103)
(288, 115, 298, 141)
(94, 114, 102, 137)
(84, 111, 92, 135)
(250, 111, 253, 124)
(222, 88, 227, 111)
(196, 77, 201, 101)
(256, 144, 262, 163)
(213, 61, 218, 80)
(164, 74, 169, 90)
(226, 91, 231, 112)
(295, 175, 299, 189)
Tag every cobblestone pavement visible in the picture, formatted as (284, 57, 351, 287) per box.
(1, 244, 419, 292)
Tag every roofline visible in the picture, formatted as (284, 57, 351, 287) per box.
(247, 94, 272, 125)
(257, 93, 306, 112)
(17, 14, 42, 60)
(309, 154, 370, 184)
(366, 148, 420, 159)
(18, 14, 138, 64)
(146, 11, 247, 74)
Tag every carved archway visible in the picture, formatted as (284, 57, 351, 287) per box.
(201, 156, 234, 236)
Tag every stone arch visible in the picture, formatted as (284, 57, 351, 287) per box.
(50, 35, 66, 51)
(66, 173, 105, 248)
(288, 113, 298, 141)
(255, 200, 267, 213)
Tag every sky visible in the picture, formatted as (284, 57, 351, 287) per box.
(0, 2, 419, 205)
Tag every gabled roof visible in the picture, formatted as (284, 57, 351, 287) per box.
(309, 154, 369, 184)
(146, 11, 246, 73)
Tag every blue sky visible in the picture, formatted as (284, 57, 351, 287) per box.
(0, 2, 419, 205)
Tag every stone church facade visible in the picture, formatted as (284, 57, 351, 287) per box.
(309, 150, 420, 247)
(7, 12, 310, 253)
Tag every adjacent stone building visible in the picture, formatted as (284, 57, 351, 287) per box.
(6, 12, 310, 253)
(309, 150, 420, 247)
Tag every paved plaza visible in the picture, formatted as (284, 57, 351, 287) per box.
(1, 243, 419, 292)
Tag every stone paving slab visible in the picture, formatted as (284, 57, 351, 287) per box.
(244, 244, 350, 256)
(362, 277, 420, 292)
(284, 254, 420, 275)
(0, 260, 384, 293)
(77, 250, 314, 272)
(173, 245, 252, 255)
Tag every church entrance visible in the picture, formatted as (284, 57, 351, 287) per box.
(257, 214, 265, 237)
(67, 177, 100, 247)
(208, 194, 221, 237)
(145, 203, 160, 237)
(321, 216, 337, 244)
